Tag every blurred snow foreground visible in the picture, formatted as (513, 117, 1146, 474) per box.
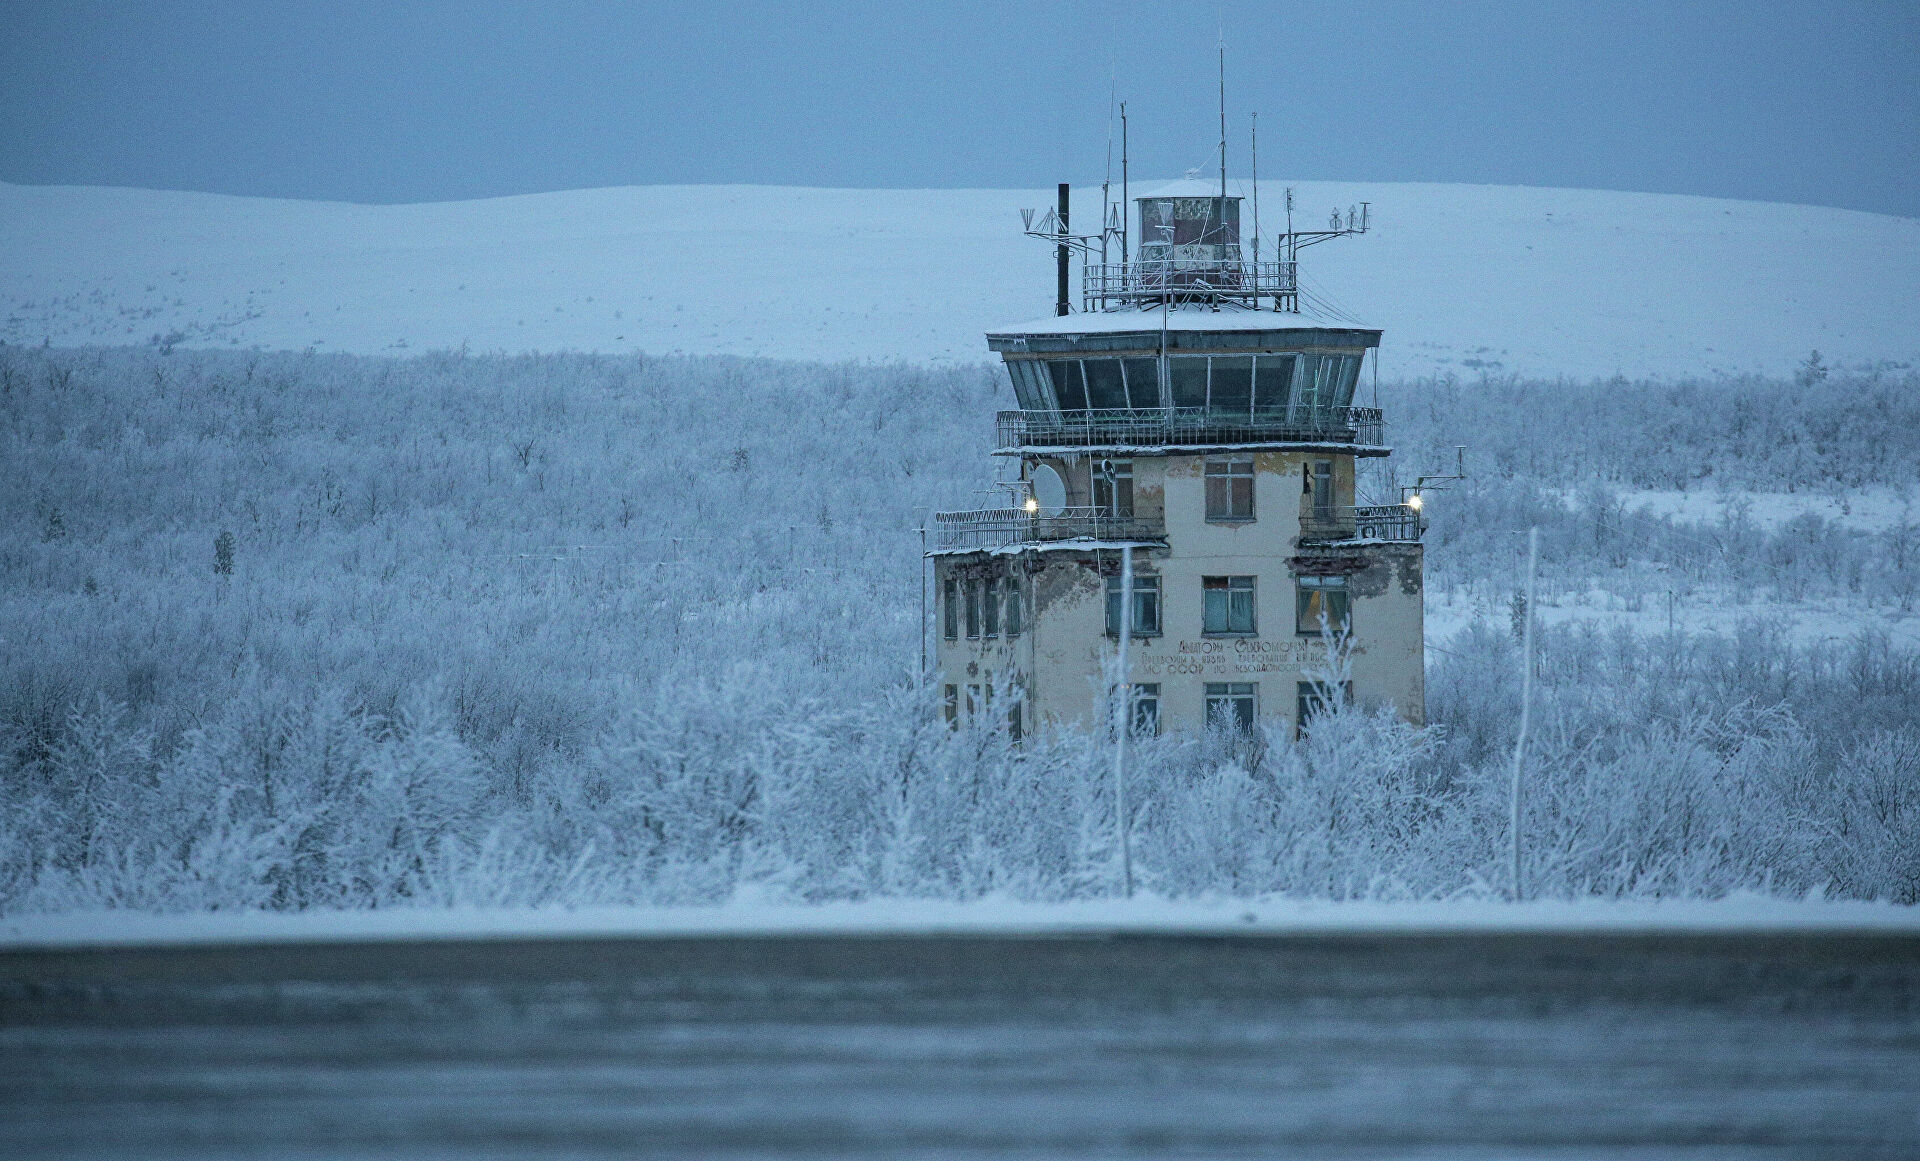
(3, 346, 1919, 914)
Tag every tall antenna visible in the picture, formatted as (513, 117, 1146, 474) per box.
(1251, 113, 1260, 265)
(1102, 68, 1115, 266)
(1120, 102, 1129, 261)
(1217, 34, 1227, 204)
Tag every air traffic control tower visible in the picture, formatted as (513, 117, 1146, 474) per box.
(929, 178, 1425, 737)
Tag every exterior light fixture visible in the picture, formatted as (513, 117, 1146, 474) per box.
(1407, 493, 1424, 511)
(1024, 496, 1040, 513)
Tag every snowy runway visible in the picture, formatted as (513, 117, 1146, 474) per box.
(4, 928, 1916, 1158)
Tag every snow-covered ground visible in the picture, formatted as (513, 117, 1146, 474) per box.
(4, 179, 1917, 379)
(5, 895, 1915, 950)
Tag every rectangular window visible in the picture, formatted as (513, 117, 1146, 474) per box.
(1120, 358, 1160, 408)
(1169, 356, 1209, 408)
(1082, 359, 1128, 410)
(1005, 575, 1023, 638)
(942, 578, 959, 640)
(1203, 576, 1257, 635)
(943, 684, 959, 725)
(1092, 460, 1133, 517)
(1296, 575, 1351, 636)
(1130, 683, 1161, 736)
(983, 577, 1001, 638)
(1312, 459, 1334, 520)
(1205, 459, 1255, 521)
(1253, 353, 1294, 413)
(964, 578, 981, 639)
(1105, 573, 1162, 637)
(1207, 356, 1254, 416)
(1007, 700, 1024, 742)
(1296, 680, 1354, 735)
(1048, 360, 1089, 411)
(966, 684, 982, 717)
(1204, 682, 1257, 732)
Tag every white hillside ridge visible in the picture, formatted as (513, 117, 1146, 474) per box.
(3, 179, 1916, 379)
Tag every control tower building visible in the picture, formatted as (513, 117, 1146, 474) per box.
(930, 176, 1425, 737)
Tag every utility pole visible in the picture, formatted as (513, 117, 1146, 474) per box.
(1509, 527, 1538, 902)
(1114, 543, 1135, 898)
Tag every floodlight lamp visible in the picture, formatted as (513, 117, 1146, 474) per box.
(1407, 493, 1425, 511)
(1024, 496, 1040, 513)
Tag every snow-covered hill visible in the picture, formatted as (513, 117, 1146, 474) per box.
(3, 180, 1916, 379)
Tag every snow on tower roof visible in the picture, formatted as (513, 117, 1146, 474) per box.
(987, 304, 1379, 339)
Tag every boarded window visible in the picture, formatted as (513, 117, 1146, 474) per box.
(1296, 575, 1350, 636)
(1203, 575, 1257, 635)
(1204, 682, 1257, 732)
(1205, 459, 1255, 521)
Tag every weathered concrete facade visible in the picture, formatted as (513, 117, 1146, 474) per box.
(934, 445, 1424, 736)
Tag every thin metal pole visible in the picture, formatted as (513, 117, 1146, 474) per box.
(918, 518, 928, 685)
(1250, 112, 1260, 266)
(1120, 104, 1129, 262)
(1115, 543, 1134, 897)
(1218, 37, 1227, 204)
(1056, 182, 1071, 317)
(1509, 526, 1538, 902)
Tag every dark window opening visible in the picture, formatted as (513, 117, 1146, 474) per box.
(1093, 460, 1133, 517)
(1205, 682, 1257, 732)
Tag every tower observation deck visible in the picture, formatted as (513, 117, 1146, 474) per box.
(929, 168, 1425, 739)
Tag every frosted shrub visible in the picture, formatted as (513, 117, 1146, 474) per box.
(4, 344, 1919, 912)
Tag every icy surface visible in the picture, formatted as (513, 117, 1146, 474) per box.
(4, 179, 1917, 378)
(4, 896, 1915, 951)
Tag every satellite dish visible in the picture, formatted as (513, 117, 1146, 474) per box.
(1031, 464, 1067, 517)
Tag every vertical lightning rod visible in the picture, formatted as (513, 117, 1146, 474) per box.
(1056, 183, 1071, 316)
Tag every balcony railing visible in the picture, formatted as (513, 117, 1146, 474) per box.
(933, 506, 1165, 552)
(996, 406, 1384, 452)
(1300, 503, 1423, 544)
(1082, 260, 1297, 310)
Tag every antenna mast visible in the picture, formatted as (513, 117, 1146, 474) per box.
(1251, 113, 1260, 266)
(1217, 36, 1227, 203)
(1120, 103, 1129, 261)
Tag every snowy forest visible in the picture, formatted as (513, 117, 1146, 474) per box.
(3, 344, 1918, 912)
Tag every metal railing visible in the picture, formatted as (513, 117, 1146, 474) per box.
(1082, 259, 1297, 310)
(996, 406, 1384, 451)
(933, 506, 1166, 552)
(1299, 503, 1423, 544)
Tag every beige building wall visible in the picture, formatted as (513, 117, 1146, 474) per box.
(933, 450, 1423, 734)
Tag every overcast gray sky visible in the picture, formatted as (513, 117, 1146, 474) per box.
(2, 1, 1915, 216)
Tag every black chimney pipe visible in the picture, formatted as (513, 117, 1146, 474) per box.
(1055, 183, 1070, 317)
